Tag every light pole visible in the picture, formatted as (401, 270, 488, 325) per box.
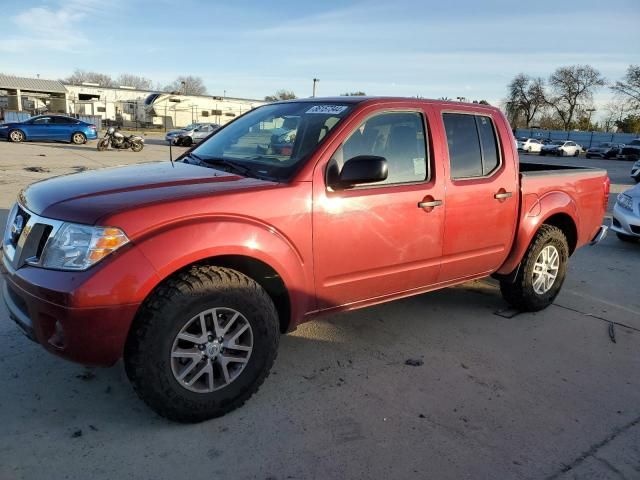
(586, 108, 596, 130)
(312, 78, 319, 98)
(181, 81, 186, 95)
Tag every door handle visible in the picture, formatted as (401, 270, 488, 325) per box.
(417, 200, 443, 208)
(494, 192, 512, 200)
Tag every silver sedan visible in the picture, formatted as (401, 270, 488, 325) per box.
(612, 183, 640, 242)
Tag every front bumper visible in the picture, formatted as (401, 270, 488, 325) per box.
(1, 255, 142, 366)
(611, 203, 640, 238)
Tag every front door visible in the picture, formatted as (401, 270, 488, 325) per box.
(313, 109, 445, 309)
(436, 110, 519, 282)
(27, 116, 52, 139)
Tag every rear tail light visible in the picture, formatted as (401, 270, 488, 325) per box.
(603, 176, 610, 211)
(89, 124, 97, 130)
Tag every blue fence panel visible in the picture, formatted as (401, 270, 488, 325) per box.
(3, 111, 32, 123)
(515, 129, 639, 148)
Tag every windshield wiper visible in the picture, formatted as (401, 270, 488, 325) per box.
(199, 157, 255, 177)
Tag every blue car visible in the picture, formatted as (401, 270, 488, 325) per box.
(0, 115, 98, 144)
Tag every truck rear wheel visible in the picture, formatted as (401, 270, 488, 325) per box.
(124, 265, 279, 423)
(500, 225, 569, 312)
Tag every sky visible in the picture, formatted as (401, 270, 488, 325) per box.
(1, 0, 639, 111)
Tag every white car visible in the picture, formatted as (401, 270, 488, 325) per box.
(517, 137, 543, 153)
(540, 140, 582, 157)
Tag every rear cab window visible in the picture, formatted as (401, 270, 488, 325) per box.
(443, 113, 501, 179)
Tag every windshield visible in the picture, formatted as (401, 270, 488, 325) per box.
(550, 141, 564, 145)
(191, 102, 352, 180)
(183, 124, 201, 131)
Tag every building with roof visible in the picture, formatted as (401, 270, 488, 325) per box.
(0, 75, 265, 128)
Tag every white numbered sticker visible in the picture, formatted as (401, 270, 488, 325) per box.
(306, 105, 348, 115)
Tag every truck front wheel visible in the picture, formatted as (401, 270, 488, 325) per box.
(124, 265, 279, 422)
(500, 225, 569, 312)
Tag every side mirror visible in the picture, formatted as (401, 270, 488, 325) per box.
(334, 155, 388, 189)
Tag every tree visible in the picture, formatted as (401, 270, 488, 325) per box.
(611, 65, 640, 111)
(615, 114, 640, 134)
(264, 90, 297, 102)
(115, 74, 153, 90)
(546, 65, 605, 130)
(64, 69, 114, 87)
(163, 76, 207, 95)
(341, 91, 367, 96)
(602, 101, 630, 132)
(505, 74, 546, 128)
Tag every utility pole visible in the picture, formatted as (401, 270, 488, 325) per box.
(312, 78, 319, 98)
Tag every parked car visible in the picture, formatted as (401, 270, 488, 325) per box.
(0, 115, 97, 144)
(631, 159, 640, 183)
(165, 123, 218, 146)
(2, 97, 609, 422)
(540, 140, 581, 157)
(517, 137, 543, 153)
(611, 184, 640, 242)
(619, 139, 640, 161)
(585, 142, 624, 159)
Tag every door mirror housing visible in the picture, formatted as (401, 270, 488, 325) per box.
(333, 155, 388, 189)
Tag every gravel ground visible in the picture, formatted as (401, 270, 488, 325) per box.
(0, 141, 638, 480)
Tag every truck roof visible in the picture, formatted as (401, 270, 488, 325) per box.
(272, 96, 500, 112)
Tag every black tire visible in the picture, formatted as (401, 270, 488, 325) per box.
(124, 265, 279, 423)
(97, 139, 109, 151)
(616, 232, 638, 243)
(585, 154, 591, 159)
(182, 136, 193, 147)
(500, 225, 569, 312)
(131, 141, 144, 152)
(540, 151, 546, 156)
(574, 149, 580, 157)
(71, 132, 86, 145)
(8, 129, 25, 143)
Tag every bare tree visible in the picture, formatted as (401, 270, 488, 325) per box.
(264, 90, 297, 102)
(163, 76, 207, 95)
(611, 65, 640, 111)
(115, 74, 153, 90)
(505, 74, 546, 128)
(546, 65, 605, 130)
(64, 69, 114, 87)
(602, 100, 629, 132)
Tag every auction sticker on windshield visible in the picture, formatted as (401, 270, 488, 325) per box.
(306, 105, 349, 115)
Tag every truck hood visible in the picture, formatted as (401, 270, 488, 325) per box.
(19, 161, 276, 224)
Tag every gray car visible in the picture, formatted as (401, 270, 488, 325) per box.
(585, 142, 624, 159)
(612, 183, 640, 242)
(631, 159, 640, 183)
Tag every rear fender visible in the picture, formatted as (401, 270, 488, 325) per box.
(134, 217, 313, 325)
(496, 191, 578, 275)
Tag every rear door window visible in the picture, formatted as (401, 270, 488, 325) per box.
(443, 113, 501, 179)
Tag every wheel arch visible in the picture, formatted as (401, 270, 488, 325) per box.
(496, 191, 579, 276)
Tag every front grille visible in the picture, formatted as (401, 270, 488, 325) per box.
(6, 282, 29, 319)
(2, 203, 64, 269)
(631, 224, 640, 234)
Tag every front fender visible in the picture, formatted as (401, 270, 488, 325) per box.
(134, 216, 313, 323)
(497, 191, 579, 275)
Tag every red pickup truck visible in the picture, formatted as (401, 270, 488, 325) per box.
(2, 98, 609, 422)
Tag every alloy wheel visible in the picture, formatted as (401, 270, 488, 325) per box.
(170, 307, 253, 393)
(532, 245, 560, 294)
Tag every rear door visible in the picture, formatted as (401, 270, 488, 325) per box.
(50, 116, 75, 140)
(435, 109, 519, 282)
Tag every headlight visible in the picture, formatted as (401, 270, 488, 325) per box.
(617, 193, 633, 211)
(40, 223, 129, 270)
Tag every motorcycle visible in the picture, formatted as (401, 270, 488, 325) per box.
(97, 127, 144, 152)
